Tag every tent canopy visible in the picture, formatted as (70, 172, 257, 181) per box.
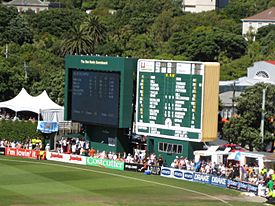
(0, 88, 63, 114)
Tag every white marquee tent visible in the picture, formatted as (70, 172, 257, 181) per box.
(0, 88, 64, 122)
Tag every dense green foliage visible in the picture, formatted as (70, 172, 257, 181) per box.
(0, 0, 274, 103)
(0, 120, 42, 142)
(223, 83, 275, 151)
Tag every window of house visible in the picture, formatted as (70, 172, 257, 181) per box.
(255, 71, 269, 79)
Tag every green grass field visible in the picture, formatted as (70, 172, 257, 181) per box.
(0, 156, 266, 206)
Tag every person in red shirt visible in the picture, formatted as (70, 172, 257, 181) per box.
(88, 148, 96, 157)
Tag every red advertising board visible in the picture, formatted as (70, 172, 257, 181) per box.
(5, 148, 40, 159)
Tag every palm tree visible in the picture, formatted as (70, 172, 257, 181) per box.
(83, 15, 106, 53)
(59, 24, 92, 56)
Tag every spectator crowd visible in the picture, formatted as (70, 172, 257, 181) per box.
(170, 156, 259, 185)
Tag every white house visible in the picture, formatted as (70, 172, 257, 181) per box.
(3, 0, 50, 13)
(182, 0, 228, 13)
(219, 60, 275, 118)
(242, 7, 275, 38)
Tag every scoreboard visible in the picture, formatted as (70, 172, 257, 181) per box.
(135, 59, 220, 142)
(64, 55, 137, 128)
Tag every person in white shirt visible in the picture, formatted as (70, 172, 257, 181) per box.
(45, 143, 50, 152)
(220, 164, 226, 177)
(11, 141, 16, 148)
(71, 144, 76, 154)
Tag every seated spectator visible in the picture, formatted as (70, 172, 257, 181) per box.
(138, 158, 150, 172)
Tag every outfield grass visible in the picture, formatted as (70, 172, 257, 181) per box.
(0, 156, 265, 206)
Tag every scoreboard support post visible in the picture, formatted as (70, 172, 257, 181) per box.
(85, 125, 131, 155)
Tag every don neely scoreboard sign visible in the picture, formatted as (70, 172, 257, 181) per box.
(135, 59, 220, 142)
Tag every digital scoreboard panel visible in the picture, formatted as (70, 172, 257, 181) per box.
(71, 70, 120, 126)
(135, 59, 205, 141)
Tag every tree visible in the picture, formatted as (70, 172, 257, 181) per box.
(59, 24, 93, 56)
(255, 25, 275, 40)
(178, 27, 247, 62)
(83, 15, 107, 54)
(223, 0, 270, 21)
(99, 25, 134, 56)
(29, 8, 87, 37)
(112, 0, 181, 35)
(0, 5, 18, 45)
(3, 15, 33, 45)
(150, 10, 174, 43)
(255, 25, 275, 56)
(222, 83, 275, 151)
(0, 56, 25, 101)
(123, 34, 155, 58)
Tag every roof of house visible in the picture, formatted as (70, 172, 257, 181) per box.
(266, 60, 275, 65)
(242, 7, 275, 21)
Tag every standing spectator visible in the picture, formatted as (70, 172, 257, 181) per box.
(233, 163, 240, 179)
(267, 177, 274, 198)
(11, 141, 16, 148)
(220, 164, 226, 177)
(45, 143, 50, 152)
(71, 143, 76, 154)
(89, 148, 96, 157)
(157, 155, 164, 167)
(240, 165, 248, 181)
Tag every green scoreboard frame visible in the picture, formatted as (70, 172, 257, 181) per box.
(64, 55, 137, 128)
(135, 59, 220, 142)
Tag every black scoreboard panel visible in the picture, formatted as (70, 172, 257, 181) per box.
(71, 70, 120, 126)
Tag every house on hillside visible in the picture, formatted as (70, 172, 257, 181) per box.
(182, 0, 228, 13)
(2, 0, 50, 13)
(219, 60, 275, 118)
(242, 7, 275, 39)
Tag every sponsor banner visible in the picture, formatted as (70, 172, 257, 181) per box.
(124, 163, 143, 172)
(86, 157, 124, 171)
(161, 167, 173, 177)
(183, 171, 194, 181)
(247, 183, 258, 194)
(193, 173, 211, 184)
(173, 170, 184, 179)
(227, 179, 238, 190)
(5, 148, 39, 159)
(227, 179, 258, 194)
(161, 167, 258, 195)
(237, 181, 248, 191)
(46, 152, 86, 165)
(0, 147, 5, 155)
(210, 176, 227, 188)
(160, 167, 193, 181)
